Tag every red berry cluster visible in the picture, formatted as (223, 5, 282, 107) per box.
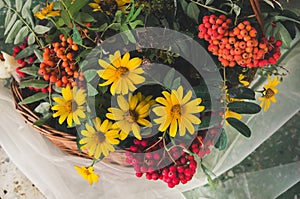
(12, 40, 37, 78)
(198, 14, 282, 68)
(126, 138, 197, 188)
(190, 136, 212, 158)
(39, 34, 85, 89)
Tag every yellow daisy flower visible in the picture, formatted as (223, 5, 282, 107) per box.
(116, 0, 131, 10)
(224, 108, 242, 125)
(34, 2, 61, 20)
(152, 86, 205, 137)
(258, 75, 280, 112)
(79, 118, 120, 159)
(97, 50, 145, 95)
(52, 86, 86, 127)
(74, 165, 99, 185)
(106, 93, 154, 140)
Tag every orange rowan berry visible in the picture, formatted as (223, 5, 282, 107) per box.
(243, 20, 251, 26)
(73, 71, 79, 78)
(50, 75, 57, 83)
(71, 44, 79, 51)
(216, 18, 223, 25)
(67, 37, 73, 45)
(229, 61, 236, 67)
(234, 55, 242, 61)
(55, 80, 62, 88)
(229, 37, 236, 44)
(240, 30, 248, 37)
(249, 29, 257, 37)
(239, 41, 246, 49)
(234, 48, 242, 55)
(245, 25, 252, 31)
(244, 36, 251, 42)
(237, 23, 245, 30)
(233, 27, 240, 35)
(66, 52, 73, 61)
(242, 53, 249, 59)
(62, 61, 69, 68)
(43, 74, 50, 81)
(245, 47, 253, 53)
(62, 76, 68, 84)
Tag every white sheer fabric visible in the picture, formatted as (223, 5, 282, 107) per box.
(0, 38, 299, 198)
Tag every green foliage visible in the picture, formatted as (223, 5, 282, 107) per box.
(228, 101, 261, 114)
(227, 87, 255, 100)
(226, 117, 251, 138)
(19, 79, 49, 89)
(214, 128, 227, 150)
(19, 92, 48, 105)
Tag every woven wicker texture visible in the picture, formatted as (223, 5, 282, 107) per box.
(11, 79, 130, 167)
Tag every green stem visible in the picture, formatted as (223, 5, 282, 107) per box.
(190, 0, 228, 15)
(5, 5, 43, 48)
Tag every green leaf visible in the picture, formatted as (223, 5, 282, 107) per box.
(68, 0, 89, 16)
(0, 0, 4, 8)
(179, 0, 188, 12)
(19, 92, 48, 105)
(130, 6, 142, 21)
(34, 102, 50, 114)
(171, 77, 181, 90)
(227, 87, 255, 100)
(34, 25, 50, 34)
(4, 13, 17, 35)
(274, 15, 300, 25)
(28, 32, 35, 45)
(61, 10, 71, 27)
(14, 26, 29, 44)
(226, 117, 251, 138)
(72, 21, 83, 45)
(120, 24, 136, 43)
(163, 68, 175, 88)
(205, 0, 214, 5)
(75, 12, 95, 23)
(33, 49, 43, 62)
(33, 113, 52, 126)
(214, 128, 227, 150)
(87, 83, 98, 96)
(19, 79, 49, 89)
(98, 85, 108, 94)
(276, 22, 292, 49)
(228, 101, 261, 114)
(16, 0, 23, 12)
(19, 66, 39, 76)
(187, 2, 200, 22)
(15, 45, 37, 59)
(126, 2, 136, 23)
(4, 8, 11, 28)
(84, 69, 98, 82)
(22, 0, 34, 27)
(5, 20, 22, 43)
(129, 20, 143, 29)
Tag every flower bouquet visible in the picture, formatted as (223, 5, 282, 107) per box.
(0, 0, 299, 189)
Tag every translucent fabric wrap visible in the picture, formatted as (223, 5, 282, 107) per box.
(0, 37, 299, 198)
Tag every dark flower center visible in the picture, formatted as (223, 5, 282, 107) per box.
(171, 104, 181, 119)
(265, 88, 275, 99)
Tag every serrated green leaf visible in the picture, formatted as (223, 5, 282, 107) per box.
(227, 87, 255, 100)
(61, 10, 71, 27)
(4, 9, 11, 28)
(87, 83, 98, 96)
(228, 101, 261, 114)
(72, 21, 83, 45)
(5, 20, 22, 43)
(19, 79, 49, 89)
(33, 49, 43, 62)
(33, 113, 52, 126)
(22, 0, 34, 27)
(171, 77, 181, 90)
(276, 22, 292, 49)
(14, 26, 29, 44)
(274, 15, 300, 25)
(68, 0, 89, 16)
(226, 117, 251, 138)
(179, 0, 188, 12)
(34, 102, 50, 114)
(16, 0, 23, 12)
(28, 32, 35, 45)
(34, 25, 50, 34)
(214, 128, 227, 150)
(19, 66, 39, 76)
(187, 2, 200, 22)
(4, 13, 17, 35)
(19, 92, 48, 105)
(129, 20, 143, 29)
(205, 0, 214, 5)
(163, 68, 175, 88)
(84, 69, 98, 82)
(15, 45, 37, 59)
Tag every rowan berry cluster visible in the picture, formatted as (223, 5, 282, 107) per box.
(38, 34, 85, 89)
(198, 14, 282, 68)
(126, 138, 197, 188)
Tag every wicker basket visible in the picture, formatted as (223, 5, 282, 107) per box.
(11, 79, 130, 167)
